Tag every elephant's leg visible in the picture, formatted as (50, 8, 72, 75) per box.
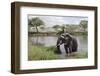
(69, 46, 72, 54)
(72, 38, 78, 52)
(69, 42, 73, 54)
(64, 45, 68, 54)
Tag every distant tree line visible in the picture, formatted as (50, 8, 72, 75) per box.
(28, 17, 88, 35)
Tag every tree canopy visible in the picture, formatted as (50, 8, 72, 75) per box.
(79, 20, 88, 31)
(28, 17, 45, 33)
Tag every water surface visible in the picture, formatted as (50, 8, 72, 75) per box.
(29, 35, 88, 52)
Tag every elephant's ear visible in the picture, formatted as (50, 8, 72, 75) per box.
(56, 35, 64, 46)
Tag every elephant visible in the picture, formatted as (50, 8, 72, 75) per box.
(56, 33, 78, 55)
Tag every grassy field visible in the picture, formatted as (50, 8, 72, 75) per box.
(28, 45, 60, 60)
(28, 43, 88, 60)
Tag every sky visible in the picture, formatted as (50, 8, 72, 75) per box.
(28, 15, 88, 27)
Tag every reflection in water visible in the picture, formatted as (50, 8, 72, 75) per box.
(29, 35, 87, 52)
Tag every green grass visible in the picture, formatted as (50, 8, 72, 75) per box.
(28, 44, 88, 60)
(28, 45, 60, 60)
(28, 39, 88, 60)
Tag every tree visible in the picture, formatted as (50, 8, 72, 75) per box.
(61, 25, 65, 33)
(65, 24, 79, 33)
(28, 17, 45, 33)
(79, 20, 88, 31)
(40, 26, 45, 30)
(52, 25, 60, 31)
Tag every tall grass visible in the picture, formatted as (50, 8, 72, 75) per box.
(28, 45, 88, 60)
(28, 39, 88, 60)
(28, 45, 60, 60)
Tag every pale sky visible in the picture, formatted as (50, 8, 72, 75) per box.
(28, 15, 88, 27)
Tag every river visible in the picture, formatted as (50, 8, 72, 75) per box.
(29, 35, 88, 52)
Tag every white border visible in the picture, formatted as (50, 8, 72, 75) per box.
(20, 7, 95, 70)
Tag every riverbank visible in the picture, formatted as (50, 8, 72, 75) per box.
(28, 32, 87, 37)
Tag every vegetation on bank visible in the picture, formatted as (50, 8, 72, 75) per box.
(28, 31, 87, 37)
(28, 44, 88, 60)
(28, 45, 59, 60)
